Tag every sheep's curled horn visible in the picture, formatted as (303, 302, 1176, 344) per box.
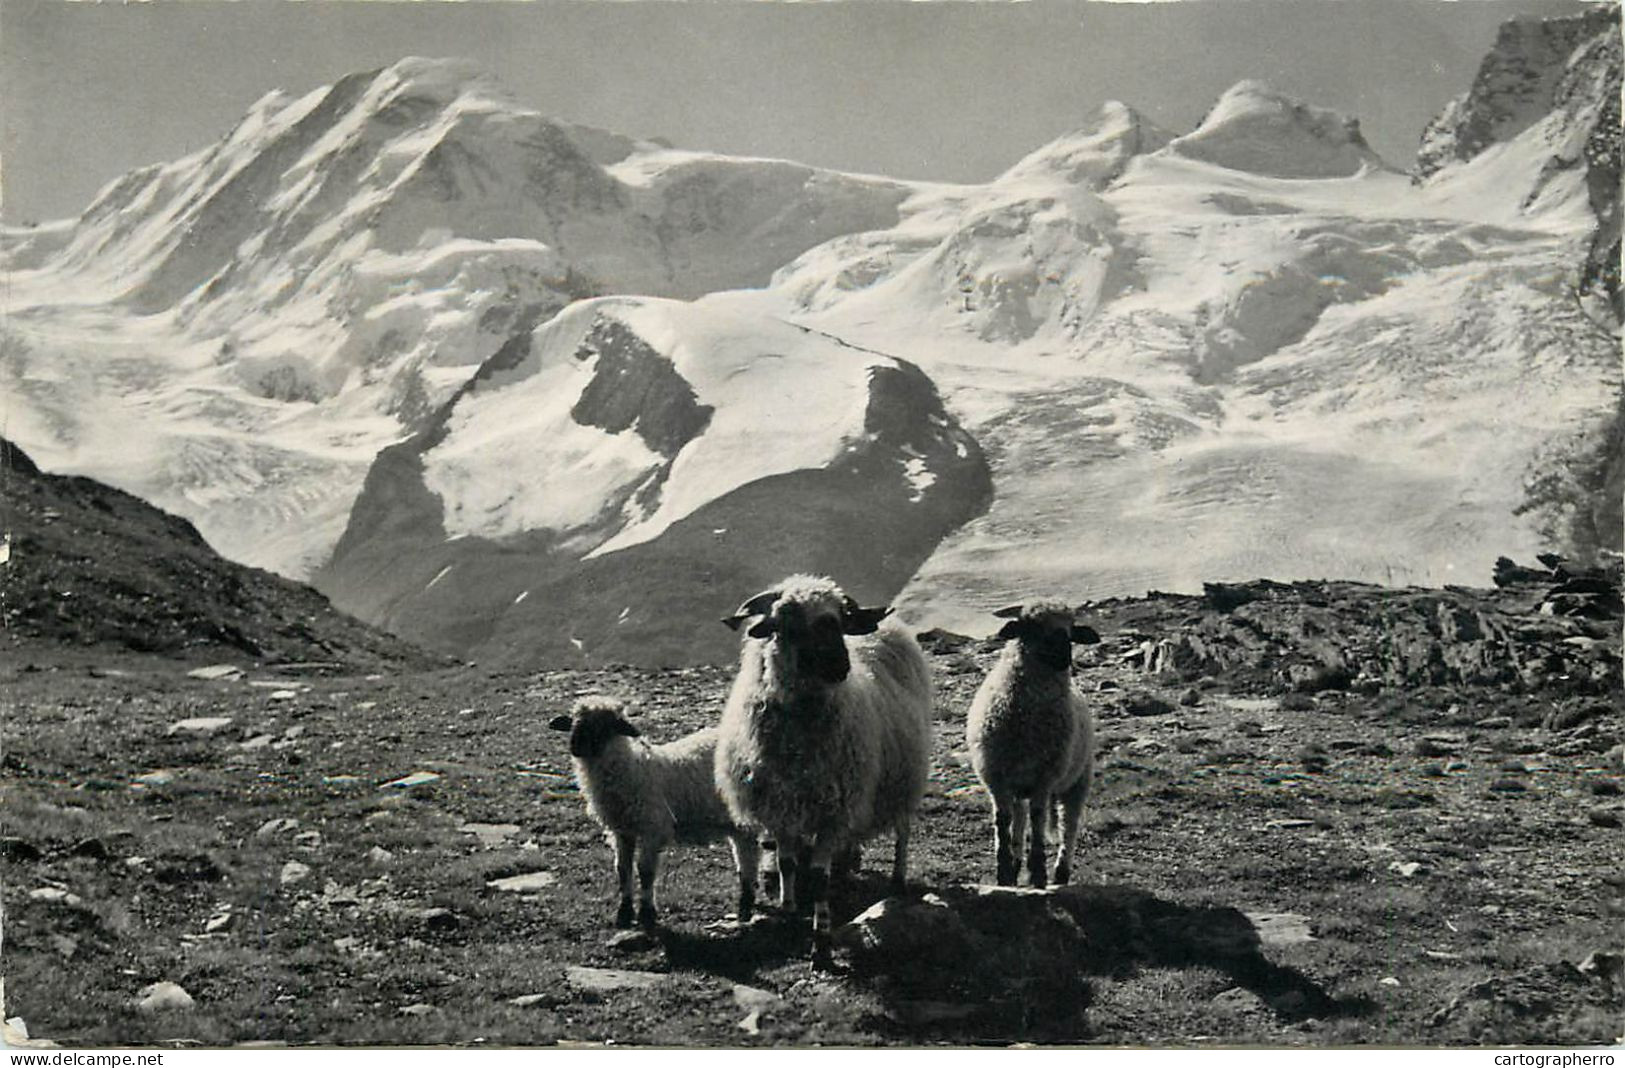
(992, 602, 1099, 644)
(720, 588, 892, 637)
(722, 589, 783, 638)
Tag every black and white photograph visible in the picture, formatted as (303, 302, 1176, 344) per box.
(0, 0, 1620, 1050)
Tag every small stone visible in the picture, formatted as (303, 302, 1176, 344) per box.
(398, 1003, 434, 1017)
(1475, 716, 1512, 729)
(1389, 861, 1424, 878)
(1245, 912, 1315, 947)
(1444, 761, 1469, 773)
(1212, 987, 1267, 1013)
(5, 1017, 29, 1041)
(28, 887, 83, 906)
(565, 966, 665, 993)
(1592, 781, 1622, 797)
(1379, 977, 1400, 987)
(268, 690, 299, 702)
(607, 928, 660, 952)
(136, 982, 195, 1014)
(204, 912, 233, 933)
(381, 771, 441, 789)
(239, 734, 275, 751)
(406, 907, 460, 932)
(1578, 951, 1624, 984)
(1587, 807, 1621, 828)
(487, 871, 556, 893)
(508, 994, 551, 1008)
(187, 665, 243, 681)
(71, 838, 110, 860)
(280, 860, 311, 886)
(732, 984, 784, 1012)
(133, 771, 175, 787)
(293, 830, 323, 850)
(0, 837, 42, 862)
(1488, 779, 1528, 794)
(323, 775, 362, 789)
(255, 817, 300, 840)
(366, 846, 395, 866)
(167, 717, 233, 736)
(1263, 819, 1317, 831)
(737, 1010, 762, 1035)
(459, 823, 522, 848)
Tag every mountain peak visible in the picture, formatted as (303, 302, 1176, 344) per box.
(1414, 5, 1619, 179)
(998, 100, 1174, 187)
(1168, 80, 1387, 178)
(373, 55, 507, 105)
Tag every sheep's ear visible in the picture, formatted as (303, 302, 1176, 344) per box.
(747, 617, 777, 640)
(841, 604, 891, 635)
(992, 603, 1025, 619)
(547, 714, 573, 732)
(615, 719, 640, 738)
(996, 619, 1025, 640)
(1070, 623, 1101, 645)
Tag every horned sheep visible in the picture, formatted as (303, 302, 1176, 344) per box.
(966, 601, 1096, 888)
(549, 697, 760, 929)
(714, 574, 934, 967)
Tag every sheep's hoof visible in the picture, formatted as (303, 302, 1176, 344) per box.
(1028, 870, 1048, 890)
(995, 866, 1017, 887)
(615, 902, 636, 928)
(1052, 862, 1071, 885)
(638, 904, 659, 929)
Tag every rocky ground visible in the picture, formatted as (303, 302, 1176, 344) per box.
(2, 561, 1620, 1048)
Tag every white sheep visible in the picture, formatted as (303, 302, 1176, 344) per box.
(966, 601, 1096, 888)
(549, 697, 761, 929)
(714, 574, 934, 967)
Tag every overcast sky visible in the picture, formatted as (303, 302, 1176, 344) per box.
(0, 0, 1596, 224)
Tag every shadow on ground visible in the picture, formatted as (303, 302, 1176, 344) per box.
(664, 878, 1372, 1042)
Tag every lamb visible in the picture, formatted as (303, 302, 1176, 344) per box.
(549, 697, 760, 929)
(966, 601, 1096, 888)
(714, 574, 934, 967)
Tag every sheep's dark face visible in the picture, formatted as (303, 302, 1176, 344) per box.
(548, 701, 639, 759)
(721, 575, 891, 688)
(774, 598, 852, 684)
(994, 603, 1090, 673)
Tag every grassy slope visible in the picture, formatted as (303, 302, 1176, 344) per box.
(2, 602, 1619, 1047)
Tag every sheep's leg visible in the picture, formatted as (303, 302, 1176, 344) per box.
(731, 834, 760, 922)
(1010, 799, 1030, 886)
(776, 836, 801, 913)
(1026, 794, 1050, 889)
(890, 817, 910, 893)
(636, 841, 662, 929)
(613, 833, 636, 928)
(992, 791, 1018, 886)
(833, 842, 862, 883)
(806, 840, 838, 971)
(1053, 786, 1087, 885)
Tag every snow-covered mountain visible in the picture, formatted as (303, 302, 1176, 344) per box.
(317, 297, 990, 665)
(2, 8, 1618, 663)
(0, 57, 912, 578)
